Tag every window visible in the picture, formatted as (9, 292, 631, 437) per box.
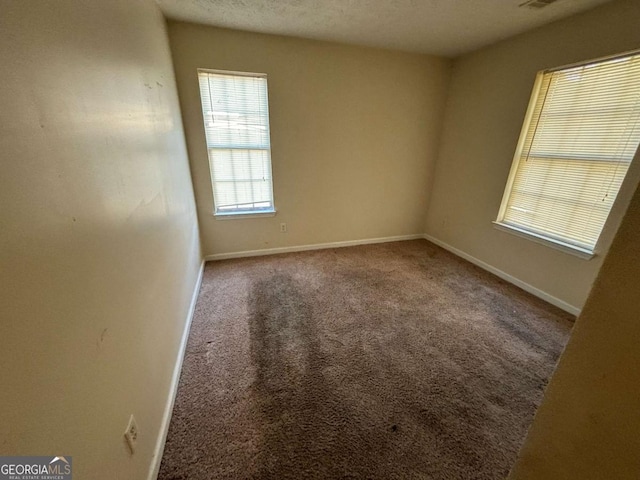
(197, 69, 275, 216)
(496, 52, 640, 256)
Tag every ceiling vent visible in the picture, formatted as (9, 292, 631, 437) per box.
(520, 0, 559, 9)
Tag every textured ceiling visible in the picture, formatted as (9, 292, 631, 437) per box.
(156, 0, 613, 57)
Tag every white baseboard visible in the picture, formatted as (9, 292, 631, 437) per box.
(204, 234, 424, 261)
(422, 234, 581, 316)
(147, 260, 205, 480)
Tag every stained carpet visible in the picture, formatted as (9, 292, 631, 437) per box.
(158, 239, 573, 480)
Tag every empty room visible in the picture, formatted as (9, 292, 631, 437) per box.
(1, 0, 640, 479)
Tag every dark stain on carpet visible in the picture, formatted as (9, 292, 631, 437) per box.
(248, 274, 332, 479)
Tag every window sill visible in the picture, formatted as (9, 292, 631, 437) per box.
(492, 221, 595, 260)
(214, 209, 276, 220)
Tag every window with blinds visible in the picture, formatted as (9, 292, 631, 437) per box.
(496, 52, 640, 254)
(197, 69, 275, 215)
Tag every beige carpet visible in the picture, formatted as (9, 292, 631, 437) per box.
(158, 239, 573, 479)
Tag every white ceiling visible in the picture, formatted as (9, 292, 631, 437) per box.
(156, 0, 613, 57)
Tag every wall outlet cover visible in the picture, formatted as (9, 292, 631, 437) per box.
(124, 414, 138, 454)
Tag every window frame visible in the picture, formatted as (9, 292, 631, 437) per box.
(495, 51, 640, 260)
(196, 68, 277, 219)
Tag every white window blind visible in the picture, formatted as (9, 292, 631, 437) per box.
(497, 52, 640, 253)
(197, 70, 275, 215)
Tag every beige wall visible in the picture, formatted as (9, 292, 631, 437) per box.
(167, 22, 451, 256)
(0, 1, 201, 479)
(509, 183, 640, 478)
(425, 0, 640, 311)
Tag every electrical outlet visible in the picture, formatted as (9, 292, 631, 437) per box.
(124, 414, 138, 454)
(280, 223, 287, 233)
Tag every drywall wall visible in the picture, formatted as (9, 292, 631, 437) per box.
(508, 183, 640, 478)
(425, 0, 640, 311)
(167, 22, 451, 256)
(0, 1, 200, 479)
